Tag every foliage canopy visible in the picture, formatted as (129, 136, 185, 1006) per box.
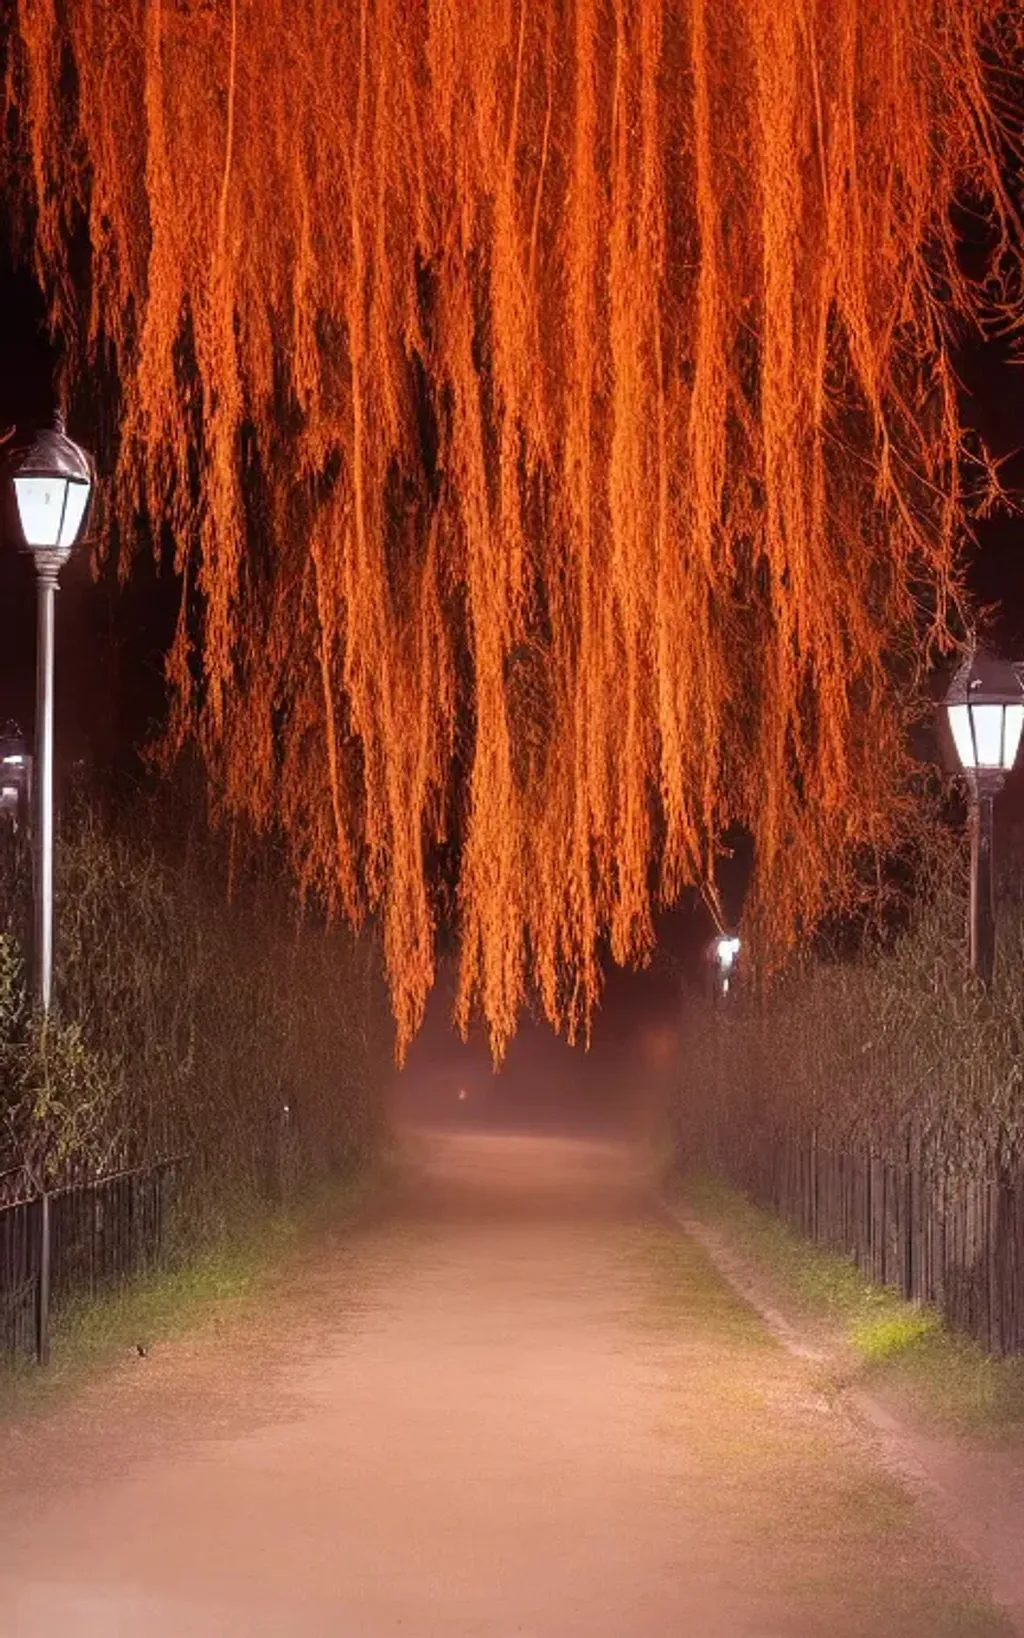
(5, 1, 1022, 1052)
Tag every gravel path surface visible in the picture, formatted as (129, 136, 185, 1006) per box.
(0, 1129, 1012, 1636)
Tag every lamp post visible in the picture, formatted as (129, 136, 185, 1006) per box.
(943, 648, 1024, 987)
(4, 414, 93, 1014)
(708, 933, 741, 1001)
(0, 724, 32, 833)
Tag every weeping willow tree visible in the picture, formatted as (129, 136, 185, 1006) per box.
(2, 1, 1020, 1055)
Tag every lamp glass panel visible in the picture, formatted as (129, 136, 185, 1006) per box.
(1003, 704, 1024, 770)
(971, 702, 1005, 768)
(12, 475, 67, 548)
(58, 480, 90, 548)
(947, 703, 976, 771)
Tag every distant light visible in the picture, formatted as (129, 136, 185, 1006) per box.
(0, 725, 31, 828)
(714, 934, 741, 970)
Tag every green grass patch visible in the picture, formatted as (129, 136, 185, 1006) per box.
(0, 1166, 378, 1423)
(682, 1173, 1024, 1439)
(633, 1221, 776, 1351)
(850, 1310, 939, 1363)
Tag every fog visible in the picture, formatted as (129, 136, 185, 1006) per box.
(387, 958, 683, 1145)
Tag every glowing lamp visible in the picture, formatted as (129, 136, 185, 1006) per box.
(941, 648, 1024, 988)
(7, 413, 92, 564)
(944, 650, 1024, 783)
(0, 723, 32, 828)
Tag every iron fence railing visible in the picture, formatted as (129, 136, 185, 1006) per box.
(0, 1158, 183, 1366)
(683, 1107, 1024, 1355)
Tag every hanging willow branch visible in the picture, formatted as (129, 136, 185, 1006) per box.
(3, 0, 1020, 1056)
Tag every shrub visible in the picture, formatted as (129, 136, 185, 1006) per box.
(677, 832, 1024, 1180)
(0, 803, 391, 1216)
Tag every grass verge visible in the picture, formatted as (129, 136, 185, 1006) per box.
(0, 1164, 383, 1424)
(680, 1172, 1024, 1441)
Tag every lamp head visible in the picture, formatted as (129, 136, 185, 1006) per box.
(943, 648, 1024, 790)
(5, 412, 93, 566)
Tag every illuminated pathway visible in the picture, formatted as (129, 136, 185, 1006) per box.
(0, 1131, 1012, 1637)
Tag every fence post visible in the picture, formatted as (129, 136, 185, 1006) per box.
(36, 1190, 51, 1366)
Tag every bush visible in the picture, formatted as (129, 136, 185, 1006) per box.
(0, 803, 391, 1218)
(677, 832, 1024, 1180)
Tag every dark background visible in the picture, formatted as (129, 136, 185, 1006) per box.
(0, 245, 178, 794)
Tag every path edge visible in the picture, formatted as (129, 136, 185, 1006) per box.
(659, 1194, 1024, 1636)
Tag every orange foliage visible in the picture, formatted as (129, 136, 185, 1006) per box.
(3, 1, 1020, 1055)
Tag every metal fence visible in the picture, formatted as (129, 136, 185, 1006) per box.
(0, 1158, 183, 1366)
(687, 1117, 1024, 1356)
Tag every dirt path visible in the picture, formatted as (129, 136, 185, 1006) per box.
(0, 1131, 1013, 1636)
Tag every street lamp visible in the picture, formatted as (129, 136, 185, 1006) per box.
(4, 413, 93, 1013)
(943, 648, 1024, 987)
(708, 933, 741, 1000)
(0, 723, 33, 832)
